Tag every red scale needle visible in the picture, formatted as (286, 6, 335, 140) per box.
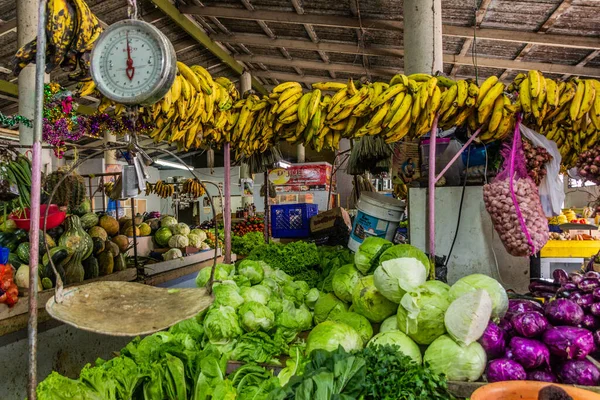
(125, 32, 135, 81)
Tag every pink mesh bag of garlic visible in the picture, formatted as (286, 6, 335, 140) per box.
(483, 119, 549, 257)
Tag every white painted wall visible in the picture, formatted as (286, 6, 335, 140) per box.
(409, 186, 530, 293)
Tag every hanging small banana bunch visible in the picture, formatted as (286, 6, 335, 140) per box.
(154, 180, 174, 198)
(180, 178, 205, 198)
(145, 181, 153, 196)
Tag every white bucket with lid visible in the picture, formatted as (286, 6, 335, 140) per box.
(348, 192, 405, 252)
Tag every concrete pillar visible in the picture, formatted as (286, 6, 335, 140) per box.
(403, 0, 444, 75)
(104, 131, 117, 164)
(17, 0, 53, 169)
(296, 144, 305, 163)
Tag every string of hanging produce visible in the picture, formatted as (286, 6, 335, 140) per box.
(74, 69, 600, 169)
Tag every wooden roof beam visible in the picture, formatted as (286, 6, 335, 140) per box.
(253, 70, 350, 85)
(151, 0, 267, 94)
(450, 0, 492, 78)
(236, 53, 600, 78)
(499, 0, 572, 81)
(182, 6, 600, 50)
(291, 0, 336, 79)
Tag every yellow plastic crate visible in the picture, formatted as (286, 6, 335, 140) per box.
(541, 240, 600, 258)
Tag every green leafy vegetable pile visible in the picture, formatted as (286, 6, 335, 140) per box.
(247, 241, 321, 283)
(267, 344, 455, 400)
(232, 232, 265, 256)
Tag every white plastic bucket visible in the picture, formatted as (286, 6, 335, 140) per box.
(348, 192, 405, 252)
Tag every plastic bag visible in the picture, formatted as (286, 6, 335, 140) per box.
(519, 123, 564, 216)
(483, 120, 549, 257)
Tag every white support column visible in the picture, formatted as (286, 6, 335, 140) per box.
(403, 0, 444, 75)
(17, 0, 52, 170)
(296, 143, 305, 163)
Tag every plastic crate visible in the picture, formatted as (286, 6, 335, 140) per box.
(271, 203, 319, 238)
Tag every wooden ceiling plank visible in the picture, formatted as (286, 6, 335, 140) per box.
(184, 6, 600, 50)
(213, 33, 403, 57)
(498, 0, 571, 81)
(150, 0, 266, 94)
(451, 0, 492, 78)
(237, 53, 600, 78)
(0, 19, 16, 38)
(290, 0, 336, 79)
(239, 0, 305, 78)
(253, 70, 349, 85)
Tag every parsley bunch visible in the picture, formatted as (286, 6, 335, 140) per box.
(361, 344, 455, 400)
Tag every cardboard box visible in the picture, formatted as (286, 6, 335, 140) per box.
(309, 207, 351, 245)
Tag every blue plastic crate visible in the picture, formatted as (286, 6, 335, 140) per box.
(271, 203, 319, 238)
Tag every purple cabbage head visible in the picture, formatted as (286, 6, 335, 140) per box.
(581, 315, 600, 331)
(486, 358, 526, 383)
(506, 299, 543, 321)
(557, 360, 600, 386)
(479, 321, 506, 360)
(578, 278, 600, 293)
(498, 318, 515, 337)
(527, 369, 557, 383)
(508, 337, 550, 370)
(542, 326, 595, 360)
(590, 303, 600, 317)
(544, 299, 584, 326)
(511, 311, 548, 338)
(571, 292, 595, 310)
(593, 287, 600, 302)
(595, 330, 600, 348)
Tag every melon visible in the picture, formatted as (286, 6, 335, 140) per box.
(104, 240, 120, 256)
(139, 223, 151, 236)
(112, 235, 130, 253)
(88, 226, 108, 242)
(124, 226, 141, 238)
(99, 215, 119, 236)
(80, 213, 99, 229)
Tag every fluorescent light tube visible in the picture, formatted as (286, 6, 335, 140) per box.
(154, 159, 194, 171)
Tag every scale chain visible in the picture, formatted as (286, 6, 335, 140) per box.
(127, 0, 139, 20)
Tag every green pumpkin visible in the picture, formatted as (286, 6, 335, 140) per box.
(98, 250, 114, 276)
(82, 255, 99, 279)
(114, 253, 127, 272)
(63, 251, 84, 284)
(59, 215, 94, 261)
(80, 213, 99, 230)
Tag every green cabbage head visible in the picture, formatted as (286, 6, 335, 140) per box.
(354, 237, 392, 274)
(160, 216, 178, 228)
(448, 273, 508, 320)
(396, 280, 450, 345)
(189, 229, 207, 242)
(373, 244, 430, 303)
(423, 335, 487, 382)
(332, 264, 362, 303)
(187, 234, 203, 249)
(195, 264, 234, 287)
(380, 315, 398, 333)
(306, 321, 363, 354)
(352, 275, 397, 323)
(240, 285, 271, 305)
(154, 227, 173, 247)
(238, 301, 275, 332)
(313, 293, 347, 324)
(328, 311, 373, 345)
(237, 259, 265, 285)
(213, 281, 244, 309)
(203, 305, 242, 344)
(368, 331, 422, 365)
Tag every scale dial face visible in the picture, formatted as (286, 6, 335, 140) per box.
(90, 20, 176, 106)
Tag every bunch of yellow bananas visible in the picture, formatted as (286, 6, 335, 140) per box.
(508, 71, 600, 167)
(14, 0, 103, 80)
(145, 62, 239, 152)
(154, 180, 175, 198)
(180, 178, 205, 198)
